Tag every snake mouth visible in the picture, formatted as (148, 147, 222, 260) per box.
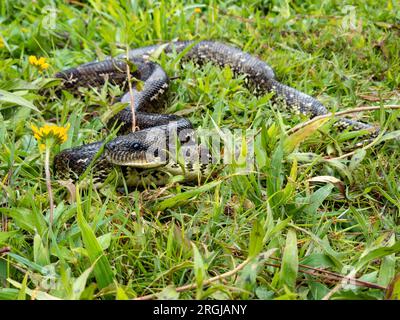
(105, 152, 166, 168)
(104, 131, 168, 168)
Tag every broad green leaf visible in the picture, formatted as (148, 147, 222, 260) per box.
(357, 241, 400, 269)
(337, 129, 372, 142)
(237, 249, 277, 298)
(312, 183, 334, 208)
(332, 290, 380, 300)
(192, 243, 205, 299)
(0, 288, 19, 300)
(378, 234, 396, 286)
(349, 149, 366, 171)
(0, 89, 39, 112)
(33, 233, 50, 266)
(116, 286, 129, 300)
(0, 231, 18, 244)
(0, 79, 39, 91)
(97, 233, 112, 251)
(156, 285, 180, 300)
(301, 184, 334, 216)
(287, 152, 320, 163)
(359, 271, 378, 284)
(7, 278, 60, 300)
(7, 253, 48, 275)
(324, 159, 353, 184)
(17, 273, 29, 300)
(279, 228, 298, 291)
(255, 286, 275, 300)
(309, 282, 330, 300)
(378, 130, 400, 143)
(254, 134, 267, 168)
(71, 266, 94, 300)
(248, 220, 264, 258)
(301, 253, 336, 269)
(155, 180, 221, 211)
(0, 208, 47, 235)
(385, 274, 400, 300)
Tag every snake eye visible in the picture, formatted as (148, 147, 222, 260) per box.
(131, 142, 141, 151)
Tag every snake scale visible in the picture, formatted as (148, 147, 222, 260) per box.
(53, 40, 377, 187)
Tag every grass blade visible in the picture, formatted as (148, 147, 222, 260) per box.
(76, 186, 114, 290)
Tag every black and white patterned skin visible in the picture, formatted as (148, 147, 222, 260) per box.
(53, 40, 378, 186)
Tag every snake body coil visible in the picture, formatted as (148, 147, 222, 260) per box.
(53, 41, 377, 186)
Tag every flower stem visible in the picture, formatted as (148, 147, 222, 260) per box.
(126, 62, 136, 132)
(45, 146, 54, 225)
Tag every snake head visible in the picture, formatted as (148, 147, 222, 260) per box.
(104, 127, 169, 168)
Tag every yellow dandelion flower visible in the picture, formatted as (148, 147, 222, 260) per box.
(37, 57, 46, 65)
(31, 123, 70, 150)
(194, 7, 202, 13)
(31, 123, 68, 225)
(29, 55, 50, 72)
(29, 55, 38, 65)
(40, 62, 50, 70)
(0, 38, 4, 49)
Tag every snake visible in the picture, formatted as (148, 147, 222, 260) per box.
(53, 40, 378, 187)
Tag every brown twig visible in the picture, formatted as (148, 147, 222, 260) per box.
(269, 257, 386, 290)
(66, 0, 86, 7)
(134, 249, 386, 300)
(322, 283, 343, 300)
(124, 48, 137, 133)
(0, 247, 10, 255)
(134, 255, 254, 300)
(323, 138, 377, 160)
(169, 75, 181, 81)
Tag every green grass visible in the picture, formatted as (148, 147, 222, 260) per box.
(0, 0, 400, 300)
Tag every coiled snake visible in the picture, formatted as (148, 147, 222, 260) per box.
(53, 41, 377, 187)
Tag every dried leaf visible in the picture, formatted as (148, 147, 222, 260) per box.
(358, 94, 381, 102)
(308, 175, 346, 197)
(385, 274, 400, 300)
(58, 179, 76, 203)
(284, 118, 328, 153)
